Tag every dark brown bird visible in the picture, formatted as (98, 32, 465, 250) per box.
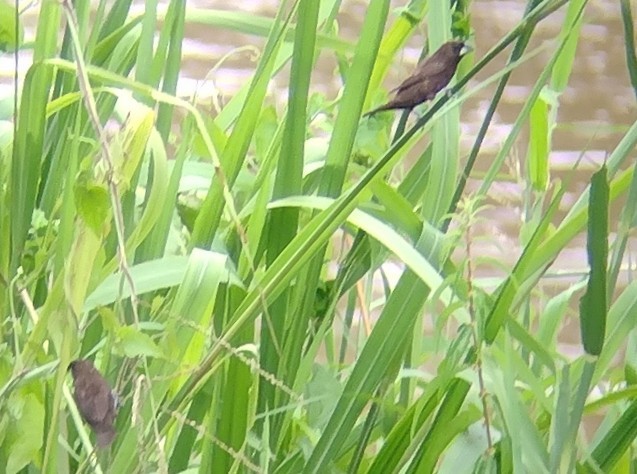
(364, 40, 468, 117)
(68, 359, 117, 447)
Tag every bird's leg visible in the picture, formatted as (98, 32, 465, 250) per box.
(443, 88, 456, 99)
(111, 390, 121, 410)
(412, 105, 428, 120)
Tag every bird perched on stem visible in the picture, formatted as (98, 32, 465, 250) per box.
(364, 40, 469, 117)
(68, 359, 118, 447)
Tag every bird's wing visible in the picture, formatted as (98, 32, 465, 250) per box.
(392, 56, 448, 93)
(75, 382, 111, 425)
(390, 73, 421, 94)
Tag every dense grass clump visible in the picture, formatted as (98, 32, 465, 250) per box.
(0, 0, 636, 472)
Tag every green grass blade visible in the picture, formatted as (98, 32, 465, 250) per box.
(579, 165, 609, 356)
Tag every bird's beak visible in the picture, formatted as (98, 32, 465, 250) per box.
(461, 43, 473, 56)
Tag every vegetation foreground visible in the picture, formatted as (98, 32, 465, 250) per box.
(0, 0, 636, 472)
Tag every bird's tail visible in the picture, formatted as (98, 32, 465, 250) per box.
(96, 426, 116, 447)
(363, 104, 393, 118)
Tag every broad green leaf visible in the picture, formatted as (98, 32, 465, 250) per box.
(117, 325, 164, 358)
(0, 1, 23, 52)
(4, 391, 44, 474)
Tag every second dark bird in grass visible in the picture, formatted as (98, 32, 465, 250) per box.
(364, 40, 469, 117)
(69, 359, 118, 447)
